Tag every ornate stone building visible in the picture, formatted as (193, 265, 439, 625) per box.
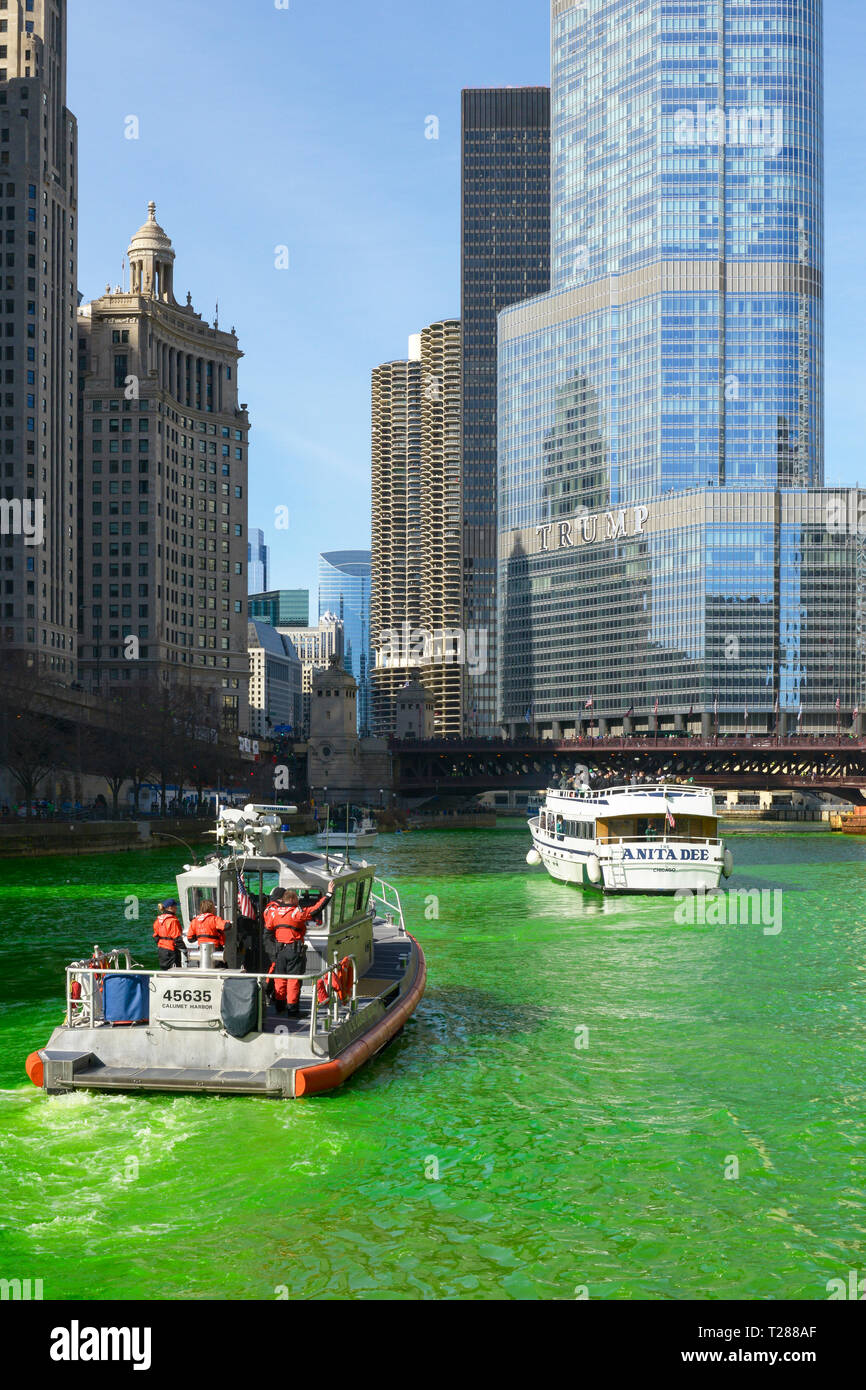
(76, 203, 250, 731)
(306, 654, 390, 804)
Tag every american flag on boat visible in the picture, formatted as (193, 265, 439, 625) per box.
(665, 803, 676, 830)
(237, 870, 255, 919)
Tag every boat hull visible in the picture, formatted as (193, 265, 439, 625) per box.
(27, 937, 425, 1100)
(316, 833, 378, 848)
(539, 848, 723, 894)
(530, 828, 726, 895)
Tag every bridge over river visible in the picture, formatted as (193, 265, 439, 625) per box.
(389, 736, 866, 802)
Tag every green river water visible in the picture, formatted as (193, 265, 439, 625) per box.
(0, 824, 864, 1301)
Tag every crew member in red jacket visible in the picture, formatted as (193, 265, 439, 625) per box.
(265, 881, 335, 1015)
(187, 900, 228, 958)
(152, 899, 186, 971)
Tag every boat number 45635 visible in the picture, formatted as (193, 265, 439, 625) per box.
(162, 989, 213, 1004)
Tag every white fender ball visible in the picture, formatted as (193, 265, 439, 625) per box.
(526, 849, 542, 867)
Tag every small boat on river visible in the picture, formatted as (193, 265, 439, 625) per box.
(317, 812, 378, 849)
(25, 804, 424, 1099)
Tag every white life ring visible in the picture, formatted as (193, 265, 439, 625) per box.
(587, 855, 602, 884)
(526, 848, 542, 867)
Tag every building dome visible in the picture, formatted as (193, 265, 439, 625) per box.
(128, 201, 175, 258)
(127, 201, 176, 302)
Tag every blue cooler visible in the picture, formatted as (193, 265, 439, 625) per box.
(103, 974, 149, 1026)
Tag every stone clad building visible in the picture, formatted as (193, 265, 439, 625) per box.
(76, 203, 250, 731)
(306, 653, 390, 804)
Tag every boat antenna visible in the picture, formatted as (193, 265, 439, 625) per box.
(324, 798, 331, 872)
(345, 801, 352, 867)
(153, 831, 200, 864)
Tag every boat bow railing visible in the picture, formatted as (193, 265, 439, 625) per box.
(371, 877, 407, 935)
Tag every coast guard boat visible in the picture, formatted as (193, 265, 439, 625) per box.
(25, 805, 425, 1100)
(526, 782, 734, 894)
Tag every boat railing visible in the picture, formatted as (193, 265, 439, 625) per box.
(598, 835, 723, 849)
(547, 784, 714, 801)
(309, 952, 360, 1056)
(371, 876, 407, 934)
(63, 962, 360, 1051)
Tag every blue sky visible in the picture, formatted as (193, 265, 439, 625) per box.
(69, 0, 866, 601)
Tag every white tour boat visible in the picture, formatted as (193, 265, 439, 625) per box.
(317, 813, 378, 849)
(526, 783, 734, 894)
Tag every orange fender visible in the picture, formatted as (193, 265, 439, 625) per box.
(25, 1051, 45, 1089)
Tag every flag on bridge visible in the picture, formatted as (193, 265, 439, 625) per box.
(836, 697, 841, 712)
(854, 706, 860, 721)
(653, 697, 659, 715)
(625, 705, 635, 718)
(585, 697, 593, 709)
(797, 707, 804, 724)
(237, 870, 255, 920)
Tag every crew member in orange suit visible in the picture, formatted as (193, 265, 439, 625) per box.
(187, 899, 228, 958)
(152, 899, 187, 971)
(265, 881, 335, 1015)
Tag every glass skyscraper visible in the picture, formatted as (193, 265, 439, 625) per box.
(496, 1, 851, 736)
(319, 550, 372, 734)
(248, 528, 269, 594)
(248, 590, 310, 628)
(462, 87, 551, 736)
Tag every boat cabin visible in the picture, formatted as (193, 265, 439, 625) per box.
(538, 808, 718, 843)
(175, 852, 376, 977)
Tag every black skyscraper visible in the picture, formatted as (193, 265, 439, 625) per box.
(461, 87, 550, 735)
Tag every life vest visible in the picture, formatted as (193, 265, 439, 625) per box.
(269, 905, 308, 945)
(188, 912, 227, 947)
(153, 912, 183, 948)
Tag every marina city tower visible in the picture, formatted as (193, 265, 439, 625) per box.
(496, 1, 863, 737)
